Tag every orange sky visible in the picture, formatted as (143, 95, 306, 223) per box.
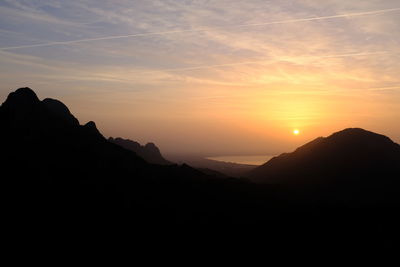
(0, 1, 399, 155)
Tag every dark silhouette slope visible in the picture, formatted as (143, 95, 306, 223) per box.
(42, 98, 80, 125)
(249, 128, 400, 204)
(0, 87, 280, 226)
(109, 137, 171, 165)
(0, 88, 147, 180)
(2, 88, 400, 247)
(167, 154, 256, 177)
(250, 128, 400, 183)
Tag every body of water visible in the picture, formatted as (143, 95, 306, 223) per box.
(206, 155, 275, 166)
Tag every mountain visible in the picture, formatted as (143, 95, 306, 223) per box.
(2, 87, 400, 248)
(42, 98, 80, 125)
(167, 154, 257, 177)
(108, 137, 171, 165)
(1, 87, 147, 179)
(0, 87, 281, 227)
(249, 128, 400, 204)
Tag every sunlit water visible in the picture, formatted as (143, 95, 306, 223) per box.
(206, 155, 275, 166)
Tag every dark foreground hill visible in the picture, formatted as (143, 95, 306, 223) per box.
(0, 88, 278, 225)
(1, 88, 400, 247)
(108, 137, 172, 165)
(249, 128, 400, 204)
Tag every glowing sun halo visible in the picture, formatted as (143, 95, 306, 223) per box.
(293, 129, 300, 135)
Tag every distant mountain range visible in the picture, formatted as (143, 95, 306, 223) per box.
(109, 137, 171, 165)
(2, 87, 400, 245)
(107, 136, 252, 177)
(0, 87, 269, 225)
(168, 154, 256, 177)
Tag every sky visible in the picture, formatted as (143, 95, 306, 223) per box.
(0, 0, 399, 156)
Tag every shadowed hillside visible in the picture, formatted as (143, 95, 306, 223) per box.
(2, 88, 400, 247)
(249, 128, 400, 205)
(0, 87, 281, 226)
(108, 137, 172, 165)
(167, 154, 257, 177)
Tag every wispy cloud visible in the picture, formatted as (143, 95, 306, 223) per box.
(1, 0, 399, 153)
(117, 50, 397, 76)
(1, 7, 399, 51)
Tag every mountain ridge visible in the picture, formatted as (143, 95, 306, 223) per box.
(108, 137, 172, 165)
(249, 127, 400, 186)
(1, 88, 261, 222)
(2, 87, 400, 235)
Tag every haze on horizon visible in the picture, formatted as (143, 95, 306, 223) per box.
(0, 0, 399, 156)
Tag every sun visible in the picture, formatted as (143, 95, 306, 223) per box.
(293, 129, 300, 135)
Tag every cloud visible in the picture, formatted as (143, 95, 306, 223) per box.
(1, 0, 400, 153)
(2, 6, 399, 51)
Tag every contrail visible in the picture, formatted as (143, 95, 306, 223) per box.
(226, 7, 400, 28)
(1, 7, 400, 50)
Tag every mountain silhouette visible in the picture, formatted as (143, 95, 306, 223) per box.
(249, 128, 400, 205)
(42, 98, 80, 125)
(109, 137, 171, 165)
(168, 154, 256, 177)
(2, 88, 400, 247)
(0, 87, 277, 226)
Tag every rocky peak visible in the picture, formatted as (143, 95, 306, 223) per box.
(42, 98, 79, 126)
